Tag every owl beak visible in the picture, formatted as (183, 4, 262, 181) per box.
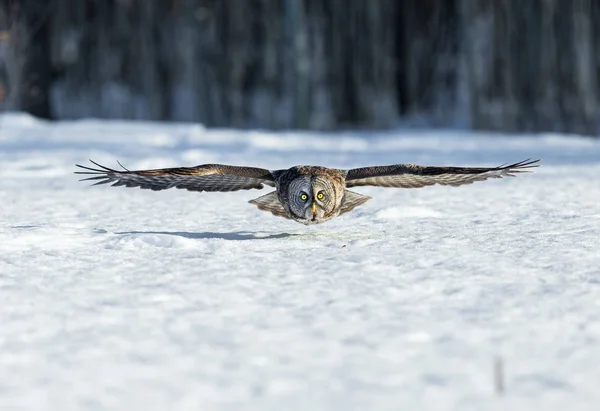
(311, 203, 317, 215)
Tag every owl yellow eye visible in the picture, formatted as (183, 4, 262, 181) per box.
(300, 193, 308, 201)
(317, 192, 324, 200)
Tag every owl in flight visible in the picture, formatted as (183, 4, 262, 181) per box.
(76, 159, 540, 225)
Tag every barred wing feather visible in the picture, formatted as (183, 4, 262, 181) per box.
(345, 159, 541, 189)
(75, 160, 275, 192)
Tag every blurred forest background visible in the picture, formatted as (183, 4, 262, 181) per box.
(0, 0, 599, 135)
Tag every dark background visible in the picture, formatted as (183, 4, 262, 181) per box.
(1, 0, 599, 135)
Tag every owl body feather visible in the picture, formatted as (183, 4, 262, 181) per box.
(75, 159, 540, 225)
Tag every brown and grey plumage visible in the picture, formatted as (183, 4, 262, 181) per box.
(75, 159, 540, 225)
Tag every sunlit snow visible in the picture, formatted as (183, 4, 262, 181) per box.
(1, 112, 600, 411)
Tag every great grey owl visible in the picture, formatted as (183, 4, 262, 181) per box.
(75, 159, 540, 225)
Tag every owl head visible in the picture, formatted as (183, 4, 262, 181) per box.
(286, 175, 342, 225)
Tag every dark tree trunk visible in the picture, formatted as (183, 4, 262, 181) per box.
(19, 0, 53, 118)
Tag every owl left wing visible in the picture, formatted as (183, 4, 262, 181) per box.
(75, 160, 275, 192)
(345, 159, 540, 188)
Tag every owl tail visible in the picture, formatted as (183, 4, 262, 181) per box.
(248, 191, 291, 219)
(339, 190, 371, 215)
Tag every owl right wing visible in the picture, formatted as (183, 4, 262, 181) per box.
(75, 160, 276, 192)
(345, 159, 540, 188)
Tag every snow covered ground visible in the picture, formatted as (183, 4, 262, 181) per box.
(1, 112, 600, 411)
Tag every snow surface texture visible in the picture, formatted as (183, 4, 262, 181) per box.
(1, 112, 600, 411)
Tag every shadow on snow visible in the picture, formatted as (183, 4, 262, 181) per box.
(115, 230, 298, 241)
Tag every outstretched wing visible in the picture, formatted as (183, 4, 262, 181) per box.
(75, 160, 275, 192)
(345, 159, 540, 188)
